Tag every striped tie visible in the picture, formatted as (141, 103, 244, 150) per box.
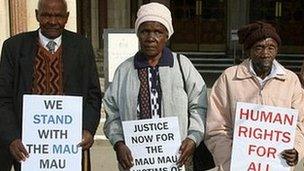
(46, 41, 56, 54)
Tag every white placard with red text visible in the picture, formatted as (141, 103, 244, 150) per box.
(231, 102, 298, 171)
(122, 117, 185, 171)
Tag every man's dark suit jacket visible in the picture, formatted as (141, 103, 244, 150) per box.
(0, 29, 102, 146)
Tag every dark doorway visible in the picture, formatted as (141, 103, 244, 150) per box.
(250, 0, 304, 53)
(76, 0, 91, 40)
(170, 0, 227, 52)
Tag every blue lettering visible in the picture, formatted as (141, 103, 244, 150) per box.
(65, 115, 72, 124)
(41, 114, 48, 123)
(53, 144, 78, 154)
(32, 115, 73, 124)
(48, 115, 55, 124)
(33, 114, 40, 124)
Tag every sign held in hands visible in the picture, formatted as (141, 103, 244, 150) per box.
(22, 95, 82, 171)
(231, 102, 298, 171)
(122, 117, 185, 171)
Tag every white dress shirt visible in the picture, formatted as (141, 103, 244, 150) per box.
(38, 29, 62, 52)
(249, 59, 285, 87)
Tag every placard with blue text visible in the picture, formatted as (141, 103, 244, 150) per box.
(21, 95, 82, 171)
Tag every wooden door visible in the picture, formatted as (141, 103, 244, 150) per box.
(250, 0, 304, 53)
(170, 0, 226, 52)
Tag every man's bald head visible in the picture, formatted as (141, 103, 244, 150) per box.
(38, 0, 68, 12)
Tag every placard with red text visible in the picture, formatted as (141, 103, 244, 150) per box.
(231, 102, 298, 171)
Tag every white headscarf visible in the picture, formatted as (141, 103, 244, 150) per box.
(135, 2, 174, 39)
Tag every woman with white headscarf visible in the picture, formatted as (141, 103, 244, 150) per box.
(103, 2, 209, 170)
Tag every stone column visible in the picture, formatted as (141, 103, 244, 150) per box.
(226, 0, 249, 63)
(91, 0, 99, 50)
(107, 0, 130, 28)
(0, 0, 10, 51)
(77, 0, 91, 40)
(9, 0, 27, 35)
(226, 0, 249, 50)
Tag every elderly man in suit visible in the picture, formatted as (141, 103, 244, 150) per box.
(0, 0, 101, 170)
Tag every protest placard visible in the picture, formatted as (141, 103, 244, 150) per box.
(122, 117, 185, 171)
(231, 102, 298, 171)
(21, 95, 82, 171)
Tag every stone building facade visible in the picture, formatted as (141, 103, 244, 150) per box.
(1, 0, 304, 82)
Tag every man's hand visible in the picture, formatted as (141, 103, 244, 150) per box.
(78, 130, 94, 150)
(115, 141, 134, 169)
(177, 138, 196, 166)
(281, 148, 298, 166)
(9, 139, 29, 162)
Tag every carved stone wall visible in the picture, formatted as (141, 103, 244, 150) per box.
(9, 0, 27, 35)
(0, 0, 10, 50)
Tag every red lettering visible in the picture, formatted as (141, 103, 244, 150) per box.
(260, 111, 272, 123)
(247, 162, 258, 171)
(248, 145, 277, 158)
(273, 130, 283, 141)
(267, 147, 276, 159)
(240, 108, 249, 120)
(263, 129, 273, 141)
(282, 132, 291, 143)
(273, 113, 282, 124)
(238, 126, 290, 143)
(238, 126, 248, 137)
(256, 146, 266, 157)
(253, 128, 262, 139)
(251, 110, 259, 121)
(284, 114, 294, 126)
(240, 109, 294, 126)
(247, 162, 270, 171)
(248, 145, 256, 155)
